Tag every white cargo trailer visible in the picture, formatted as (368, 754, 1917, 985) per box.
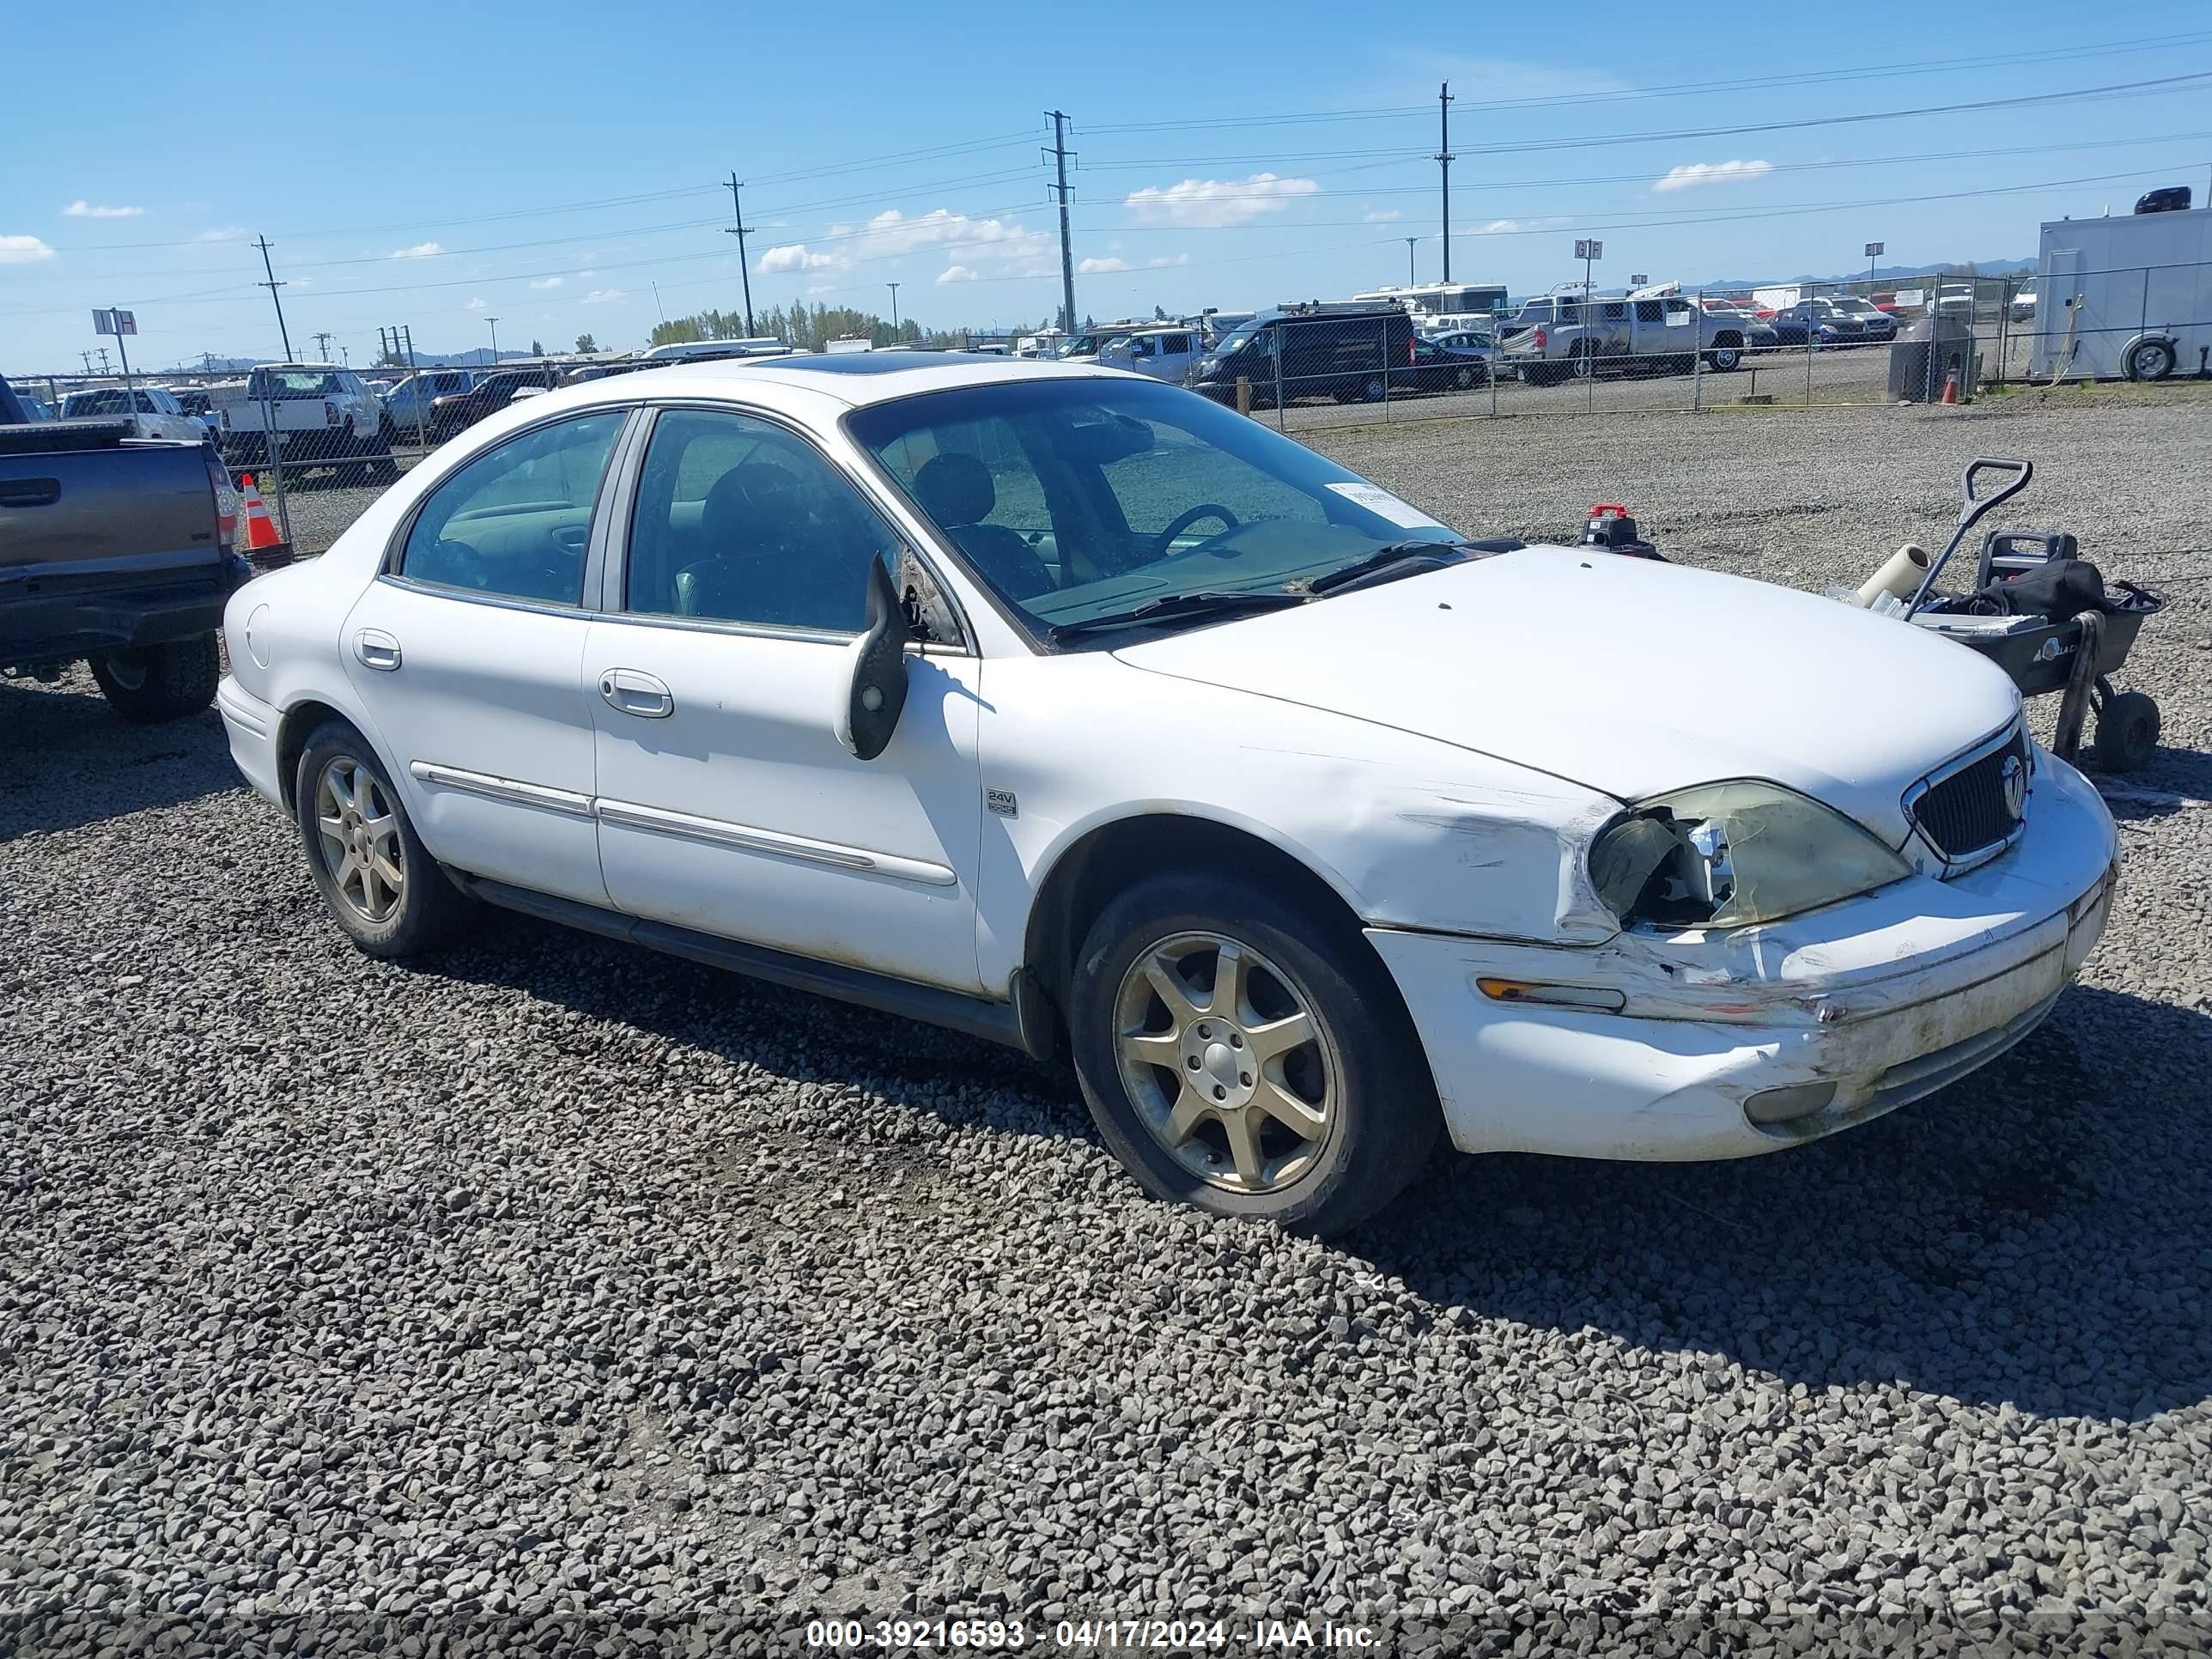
(2027, 203, 2212, 381)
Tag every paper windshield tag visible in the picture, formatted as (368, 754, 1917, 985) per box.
(1325, 481, 1447, 530)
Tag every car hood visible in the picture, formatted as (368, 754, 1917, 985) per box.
(1110, 548, 2022, 845)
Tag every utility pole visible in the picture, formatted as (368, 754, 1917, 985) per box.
(723, 172, 757, 337)
(313, 330, 334, 362)
(96, 347, 112, 374)
(1437, 83, 1455, 283)
(887, 282, 901, 334)
(1046, 110, 1078, 336)
(80, 350, 94, 375)
(254, 235, 294, 360)
(1404, 237, 1417, 286)
(484, 317, 501, 365)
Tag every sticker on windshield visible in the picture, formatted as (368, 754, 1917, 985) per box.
(1325, 482, 1447, 530)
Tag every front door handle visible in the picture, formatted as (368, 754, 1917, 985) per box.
(355, 629, 402, 672)
(600, 667, 673, 719)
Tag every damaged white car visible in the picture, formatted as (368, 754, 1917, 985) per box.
(217, 356, 2120, 1234)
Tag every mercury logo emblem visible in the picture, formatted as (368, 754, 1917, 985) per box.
(2001, 753, 2027, 820)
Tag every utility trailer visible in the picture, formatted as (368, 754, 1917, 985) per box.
(2026, 198, 2212, 383)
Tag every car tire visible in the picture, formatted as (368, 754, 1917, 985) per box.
(2092, 691, 2160, 773)
(1360, 375, 1388, 403)
(294, 720, 475, 959)
(90, 635, 222, 722)
(1067, 871, 1442, 1237)
(2124, 339, 2176, 383)
(1569, 346, 1595, 380)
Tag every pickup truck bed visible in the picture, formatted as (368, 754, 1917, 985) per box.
(2, 396, 252, 722)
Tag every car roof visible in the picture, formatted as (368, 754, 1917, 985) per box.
(551, 353, 1137, 411)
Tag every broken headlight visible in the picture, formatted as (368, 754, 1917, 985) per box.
(1589, 781, 1911, 931)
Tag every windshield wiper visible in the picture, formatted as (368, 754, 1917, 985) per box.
(1306, 538, 1478, 597)
(1048, 589, 1307, 643)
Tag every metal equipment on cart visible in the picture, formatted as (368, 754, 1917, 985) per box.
(1902, 458, 2164, 772)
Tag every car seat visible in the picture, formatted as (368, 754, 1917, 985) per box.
(909, 453, 1054, 601)
(675, 461, 839, 627)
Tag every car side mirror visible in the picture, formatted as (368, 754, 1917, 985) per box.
(835, 556, 912, 761)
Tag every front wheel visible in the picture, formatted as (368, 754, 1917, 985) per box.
(294, 720, 475, 958)
(1068, 872, 1441, 1236)
(2093, 690, 2160, 772)
(90, 635, 220, 722)
(1707, 345, 1741, 372)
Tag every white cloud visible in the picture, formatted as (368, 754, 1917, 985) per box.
(465, 296, 487, 310)
(849, 208, 1052, 264)
(191, 226, 248, 243)
(0, 234, 57, 264)
(582, 289, 626, 305)
(1146, 252, 1190, 269)
(578, 269, 595, 279)
(935, 265, 978, 284)
(1363, 208, 1404, 223)
(1123, 172, 1320, 228)
(1654, 159, 1773, 193)
(63, 200, 143, 219)
(1077, 256, 1130, 274)
(1471, 218, 1536, 235)
(391, 240, 443, 258)
(759, 242, 838, 273)
(529, 276, 563, 289)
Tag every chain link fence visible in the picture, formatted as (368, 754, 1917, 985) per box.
(8, 260, 2204, 553)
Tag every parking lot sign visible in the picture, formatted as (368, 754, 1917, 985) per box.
(1864, 242, 1884, 258)
(1575, 239, 1602, 262)
(92, 308, 137, 336)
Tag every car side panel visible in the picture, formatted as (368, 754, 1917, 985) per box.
(971, 653, 1621, 997)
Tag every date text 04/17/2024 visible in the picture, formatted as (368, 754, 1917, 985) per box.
(803, 1617, 1379, 1650)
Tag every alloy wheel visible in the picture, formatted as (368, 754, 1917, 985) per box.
(1112, 931, 1340, 1195)
(102, 649, 150, 692)
(314, 757, 405, 924)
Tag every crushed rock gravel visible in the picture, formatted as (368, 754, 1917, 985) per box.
(4, 395, 2210, 1657)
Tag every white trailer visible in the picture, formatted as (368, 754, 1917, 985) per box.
(2027, 203, 2212, 382)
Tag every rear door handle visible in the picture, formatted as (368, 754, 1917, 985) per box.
(600, 667, 673, 719)
(355, 629, 402, 671)
(0, 478, 60, 509)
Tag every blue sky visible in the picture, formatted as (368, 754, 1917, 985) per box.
(3, 0, 2209, 369)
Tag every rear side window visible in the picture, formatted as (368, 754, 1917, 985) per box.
(397, 410, 625, 605)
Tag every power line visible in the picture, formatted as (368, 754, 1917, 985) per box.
(1091, 69, 2212, 168)
(1084, 28, 2212, 133)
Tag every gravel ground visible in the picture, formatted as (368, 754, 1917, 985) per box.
(5, 395, 2211, 1657)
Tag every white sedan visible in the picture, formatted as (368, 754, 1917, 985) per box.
(217, 355, 2119, 1234)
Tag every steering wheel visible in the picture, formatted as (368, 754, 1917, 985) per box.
(1150, 503, 1240, 561)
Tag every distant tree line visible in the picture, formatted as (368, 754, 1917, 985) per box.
(647, 302, 1054, 353)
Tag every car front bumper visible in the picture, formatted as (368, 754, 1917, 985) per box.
(1367, 750, 2120, 1161)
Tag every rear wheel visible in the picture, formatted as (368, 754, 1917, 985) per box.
(1569, 344, 1596, 380)
(1068, 871, 1441, 1236)
(1359, 374, 1388, 403)
(294, 721, 475, 958)
(90, 635, 220, 722)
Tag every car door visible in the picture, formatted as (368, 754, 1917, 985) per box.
(343, 405, 634, 906)
(583, 404, 985, 994)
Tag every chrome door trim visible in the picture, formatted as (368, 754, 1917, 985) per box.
(408, 761, 596, 818)
(592, 797, 958, 887)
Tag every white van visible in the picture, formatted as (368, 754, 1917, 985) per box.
(1096, 325, 1202, 383)
(60, 386, 207, 444)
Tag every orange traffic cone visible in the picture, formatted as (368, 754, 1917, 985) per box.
(1940, 370, 1959, 404)
(238, 473, 289, 560)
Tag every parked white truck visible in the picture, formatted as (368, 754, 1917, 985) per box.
(210, 364, 397, 483)
(1498, 285, 1762, 384)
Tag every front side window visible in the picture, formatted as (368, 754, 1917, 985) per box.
(397, 410, 625, 605)
(624, 408, 902, 634)
(850, 380, 1463, 641)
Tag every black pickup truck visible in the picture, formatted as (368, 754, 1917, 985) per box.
(3, 372, 252, 722)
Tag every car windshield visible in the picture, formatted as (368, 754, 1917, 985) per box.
(848, 378, 1466, 642)
(261, 370, 344, 397)
(1832, 297, 1876, 313)
(1212, 320, 1262, 355)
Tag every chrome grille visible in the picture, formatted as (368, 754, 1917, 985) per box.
(1911, 726, 2030, 860)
